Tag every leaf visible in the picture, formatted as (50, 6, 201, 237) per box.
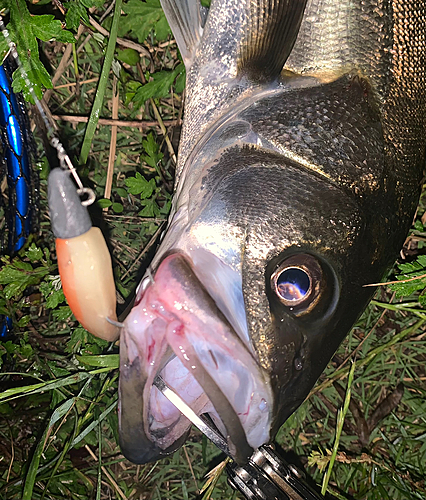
(0, 259, 50, 299)
(97, 198, 113, 208)
(17, 315, 31, 327)
(125, 172, 156, 198)
(64, 1, 90, 30)
(26, 244, 43, 262)
(112, 202, 124, 213)
(155, 14, 171, 41)
(52, 306, 73, 321)
(120, 0, 171, 43)
(141, 132, 163, 168)
(139, 197, 160, 217)
(116, 48, 140, 66)
(116, 187, 128, 197)
(66, 327, 109, 354)
(45, 289, 66, 309)
(30, 15, 76, 43)
(6, 0, 75, 100)
(76, 354, 119, 368)
(131, 63, 185, 109)
(389, 255, 426, 298)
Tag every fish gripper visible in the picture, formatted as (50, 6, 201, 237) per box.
(226, 444, 327, 500)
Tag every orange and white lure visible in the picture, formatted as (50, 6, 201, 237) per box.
(48, 168, 119, 341)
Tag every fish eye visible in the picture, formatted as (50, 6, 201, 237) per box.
(271, 254, 322, 312)
(276, 267, 311, 303)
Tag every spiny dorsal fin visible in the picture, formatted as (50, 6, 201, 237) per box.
(238, 0, 308, 81)
(160, 0, 203, 68)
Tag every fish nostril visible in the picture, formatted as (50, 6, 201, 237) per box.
(294, 357, 303, 371)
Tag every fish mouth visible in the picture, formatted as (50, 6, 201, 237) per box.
(119, 252, 272, 465)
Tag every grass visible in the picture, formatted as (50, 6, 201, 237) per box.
(1, 1, 426, 499)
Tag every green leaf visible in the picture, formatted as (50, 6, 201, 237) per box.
(125, 172, 156, 198)
(76, 354, 119, 368)
(26, 244, 43, 262)
(97, 198, 113, 208)
(64, 1, 90, 30)
(116, 187, 128, 197)
(112, 202, 124, 213)
(6, 0, 75, 100)
(141, 132, 164, 169)
(52, 306, 73, 321)
(154, 14, 171, 41)
(81, 0, 106, 7)
(132, 63, 185, 109)
(414, 220, 424, 231)
(17, 315, 31, 327)
(0, 259, 50, 299)
(139, 197, 160, 217)
(120, 0, 170, 43)
(31, 15, 75, 43)
(116, 48, 140, 66)
(66, 327, 109, 354)
(46, 289, 66, 309)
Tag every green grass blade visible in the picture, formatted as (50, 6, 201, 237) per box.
(71, 399, 117, 447)
(79, 0, 122, 164)
(76, 354, 119, 368)
(321, 361, 356, 496)
(22, 398, 76, 500)
(0, 367, 115, 403)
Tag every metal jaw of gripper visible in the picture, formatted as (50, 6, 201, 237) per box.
(153, 375, 327, 500)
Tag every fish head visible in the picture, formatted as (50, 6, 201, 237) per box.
(117, 0, 424, 467)
(118, 141, 389, 465)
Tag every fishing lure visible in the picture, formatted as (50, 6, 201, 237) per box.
(0, 13, 119, 343)
(48, 168, 119, 341)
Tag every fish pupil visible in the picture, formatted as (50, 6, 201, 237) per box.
(276, 268, 310, 302)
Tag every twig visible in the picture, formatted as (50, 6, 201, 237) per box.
(89, 15, 151, 58)
(104, 75, 119, 204)
(183, 445, 199, 494)
(43, 24, 85, 104)
(364, 273, 426, 287)
(52, 114, 179, 128)
(54, 78, 98, 89)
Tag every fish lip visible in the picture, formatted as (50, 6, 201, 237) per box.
(118, 251, 272, 464)
(118, 355, 190, 464)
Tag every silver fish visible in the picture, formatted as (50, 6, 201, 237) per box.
(119, 0, 426, 464)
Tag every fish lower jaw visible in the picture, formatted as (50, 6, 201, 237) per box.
(119, 252, 273, 463)
(146, 342, 269, 453)
(147, 354, 227, 446)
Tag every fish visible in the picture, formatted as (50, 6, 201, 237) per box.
(118, 0, 426, 465)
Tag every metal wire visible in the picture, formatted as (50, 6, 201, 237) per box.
(0, 12, 95, 205)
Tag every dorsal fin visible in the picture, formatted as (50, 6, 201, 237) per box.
(238, 0, 308, 81)
(160, 0, 203, 68)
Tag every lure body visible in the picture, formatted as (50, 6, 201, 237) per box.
(48, 168, 119, 341)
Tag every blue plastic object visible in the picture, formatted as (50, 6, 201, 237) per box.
(0, 63, 32, 251)
(0, 62, 33, 339)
